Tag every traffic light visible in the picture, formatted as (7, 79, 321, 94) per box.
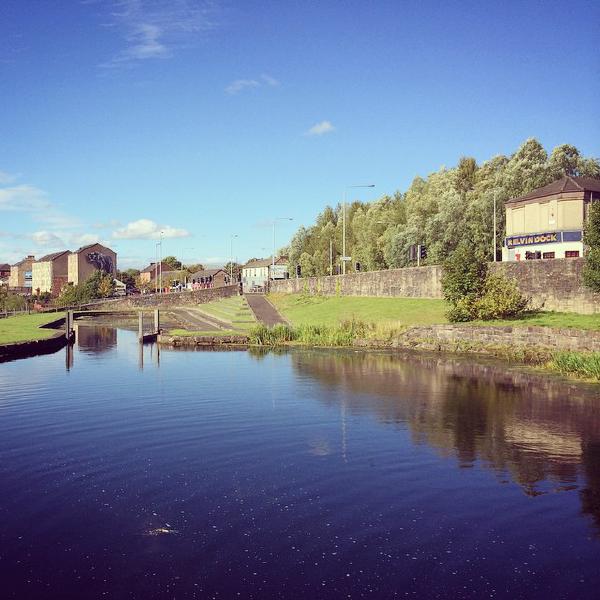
(419, 245, 427, 260)
(296, 264, 301, 277)
(355, 262, 361, 272)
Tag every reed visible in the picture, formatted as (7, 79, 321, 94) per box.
(547, 351, 600, 381)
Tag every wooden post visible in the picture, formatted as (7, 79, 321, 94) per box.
(154, 309, 160, 334)
(138, 311, 144, 343)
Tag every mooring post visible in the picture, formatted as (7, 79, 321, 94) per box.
(154, 308, 160, 334)
(65, 310, 73, 340)
(138, 311, 144, 343)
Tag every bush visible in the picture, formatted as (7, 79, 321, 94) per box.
(473, 273, 529, 320)
(583, 201, 600, 292)
(441, 242, 487, 306)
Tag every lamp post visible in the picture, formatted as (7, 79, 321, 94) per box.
(342, 184, 375, 274)
(158, 231, 164, 294)
(493, 190, 497, 262)
(230, 234, 238, 281)
(271, 217, 293, 280)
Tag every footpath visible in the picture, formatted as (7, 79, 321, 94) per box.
(245, 295, 287, 327)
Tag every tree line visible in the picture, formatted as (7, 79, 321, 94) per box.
(283, 139, 600, 276)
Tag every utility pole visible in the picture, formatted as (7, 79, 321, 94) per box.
(329, 239, 333, 276)
(493, 190, 497, 262)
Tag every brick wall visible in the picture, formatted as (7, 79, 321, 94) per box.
(270, 258, 600, 314)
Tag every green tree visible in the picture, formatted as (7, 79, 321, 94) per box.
(583, 201, 600, 292)
(163, 256, 182, 270)
(117, 269, 139, 288)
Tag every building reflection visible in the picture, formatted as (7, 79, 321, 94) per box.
(76, 324, 117, 354)
(291, 350, 600, 533)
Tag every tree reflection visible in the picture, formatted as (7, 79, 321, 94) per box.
(291, 350, 600, 533)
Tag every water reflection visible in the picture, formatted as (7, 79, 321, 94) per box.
(76, 323, 117, 353)
(291, 349, 600, 532)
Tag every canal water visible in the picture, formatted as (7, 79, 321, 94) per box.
(0, 325, 599, 599)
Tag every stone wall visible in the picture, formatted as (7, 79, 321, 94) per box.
(394, 324, 600, 353)
(270, 258, 600, 314)
(85, 284, 239, 310)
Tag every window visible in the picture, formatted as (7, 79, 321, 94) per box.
(542, 252, 555, 259)
(565, 251, 580, 258)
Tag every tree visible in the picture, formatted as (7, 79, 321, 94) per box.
(163, 256, 182, 270)
(117, 269, 139, 288)
(185, 263, 205, 274)
(583, 201, 600, 292)
(223, 262, 241, 280)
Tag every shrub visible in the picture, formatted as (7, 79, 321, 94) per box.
(473, 273, 529, 320)
(441, 242, 487, 306)
(583, 201, 600, 292)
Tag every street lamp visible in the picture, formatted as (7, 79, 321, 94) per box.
(342, 184, 375, 275)
(272, 217, 293, 279)
(230, 234, 238, 280)
(158, 230, 164, 294)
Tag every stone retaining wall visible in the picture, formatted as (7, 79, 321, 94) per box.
(391, 324, 600, 353)
(86, 285, 239, 310)
(270, 258, 600, 314)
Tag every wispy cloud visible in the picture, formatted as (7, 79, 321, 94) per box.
(112, 218, 190, 240)
(0, 183, 50, 212)
(31, 231, 66, 248)
(305, 120, 335, 136)
(96, 0, 217, 68)
(0, 170, 19, 185)
(225, 73, 279, 95)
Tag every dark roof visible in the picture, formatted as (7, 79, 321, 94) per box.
(190, 268, 226, 279)
(0, 263, 10, 271)
(507, 176, 600, 204)
(140, 261, 172, 274)
(74, 242, 113, 254)
(243, 256, 288, 269)
(37, 250, 70, 262)
(12, 256, 34, 267)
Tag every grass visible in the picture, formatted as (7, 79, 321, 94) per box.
(268, 293, 448, 327)
(0, 312, 65, 344)
(472, 311, 600, 330)
(547, 351, 600, 381)
(269, 293, 600, 331)
(168, 329, 242, 337)
(192, 296, 256, 331)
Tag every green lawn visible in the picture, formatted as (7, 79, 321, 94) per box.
(473, 312, 600, 330)
(0, 312, 65, 344)
(269, 293, 600, 331)
(268, 294, 448, 327)
(176, 296, 256, 333)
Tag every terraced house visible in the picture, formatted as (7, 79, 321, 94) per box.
(32, 250, 70, 296)
(8, 255, 34, 291)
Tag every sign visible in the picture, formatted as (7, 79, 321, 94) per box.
(505, 231, 558, 249)
(341, 256, 352, 262)
(270, 264, 288, 280)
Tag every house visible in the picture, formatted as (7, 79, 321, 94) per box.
(0, 263, 10, 284)
(8, 255, 35, 291)
(242, 257, 288, 292)
(189, 268, 232, 289)
(68, 243, 117, 284)
(139, 261, 173, 285)
(503, 176, 600, 261)
(32, 250, 70, 296)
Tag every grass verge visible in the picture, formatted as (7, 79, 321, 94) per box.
(0, 312, 65, 344)
(547, 351, 600, 381)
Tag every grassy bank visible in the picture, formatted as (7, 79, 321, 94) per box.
(0, 313, 65, 344)
(547, 352, 600, 381)
(268, 294, 448, 327)
(190, 296, 255, 331)
(269, 293, 600, 331)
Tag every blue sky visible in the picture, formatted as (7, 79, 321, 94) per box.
(1, 0, 599, 269)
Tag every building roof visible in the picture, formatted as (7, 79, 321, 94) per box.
(12, 255, 35, 267)
(0, 263, 10, 271)
(507, 176, 600, 204)
(190, 268, 227, 279)
(73, 242, 113, 254)
(243, 256, 288, 269)
(140, 261, 172, 274)
(37, 250, 70, 262)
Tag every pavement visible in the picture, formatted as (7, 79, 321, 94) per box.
(245, 294, 287, 327)
(169, 308, 222, 331)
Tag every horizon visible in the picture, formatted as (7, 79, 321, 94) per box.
(1, 0, 599, 269)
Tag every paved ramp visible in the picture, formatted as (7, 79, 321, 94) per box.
(170, 308, 221, 331)
(245, 295, 287, 327)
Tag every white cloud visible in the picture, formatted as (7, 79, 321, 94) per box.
(0, 170, 19, 184)
(225, 73, 279, 94)
(0, 184, 50, 211)
(31, 231, 66, 248)
(305, 120, 335, 136)
(112, 218, 190, 240)
(33, 210, 82, 229)
(97, 0, 216, 68)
